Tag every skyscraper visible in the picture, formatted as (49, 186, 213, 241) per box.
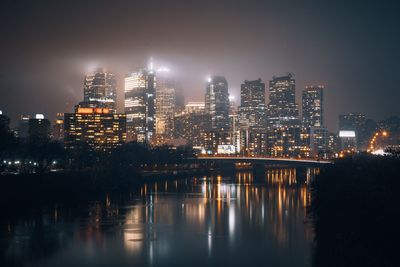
(302, 85, 326, 157)
(339, 112, 366, 131)
(64, 67, 126, 151)
(302, 86, 324, 128)
(124, 68, 156, 143)
(267, 73, 299, 126)
(338, 112, 368, 150)
(52, 113, 64, 141)
(155, 72, 176, 142)
(83, 68, 117, 112)
(205, 76, 230, 131)
(17, 115, 31, 140)
(238, 79, 266, 128)
(28, 114, 51, 144)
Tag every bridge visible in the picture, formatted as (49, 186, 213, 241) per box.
(189, 155, 333, 168)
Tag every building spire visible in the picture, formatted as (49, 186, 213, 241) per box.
(148, 57, 154, 71)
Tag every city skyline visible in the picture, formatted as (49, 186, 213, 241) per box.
(1, 0, 399, 131)
(1, 2, 400, 266)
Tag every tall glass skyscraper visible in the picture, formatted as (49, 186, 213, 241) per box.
(302, 85, 324, 128)
(155, 73, 176, 141)
(205, 76, 230, 131)
(238, 79, 266, 128)
(124, 68, 156, 143)
(302, 85, 327, 157)
(267, 73, 299, 126)
(83, 68, 117, 112)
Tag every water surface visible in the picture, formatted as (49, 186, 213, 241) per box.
(0, 168, 316, 267)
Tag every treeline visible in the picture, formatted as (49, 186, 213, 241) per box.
(1, 116, 195, 173)
(310, 155, 400, 266)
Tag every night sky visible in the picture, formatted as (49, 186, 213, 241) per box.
(0, 0, 399, 131)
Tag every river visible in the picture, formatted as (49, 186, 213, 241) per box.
(0, 168, 318, 267)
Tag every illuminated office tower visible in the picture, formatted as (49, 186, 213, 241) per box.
(205, 76, 230, 131)
(155, 72, 176, 142)
(83, 67, 117, 112)
(267, 73, 299, 127)
(229, 95, 237, 115)
(173, 103, 210, 147)
(302, 85, 324, 128)
(185, 102, 205, 114)
(64, 106, 126, 151)
(302, 85, 327, 157)
(238, 79, 266, 128)
(125, 68, 156, 143)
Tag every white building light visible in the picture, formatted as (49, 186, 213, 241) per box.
(339, 130, 356, 138)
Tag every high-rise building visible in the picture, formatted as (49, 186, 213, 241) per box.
(238, 79, 266, 128)
(229, 95, 237, 115)
(17, 115, 31, 140)
(155, 74, 176, 142)
(0, 110, 10, 130)
(28, 114, 51, 144)
(174, 85, 185, 111)
(52, 113, 64, 141)
(125, 68, 156, 143)
(302, 85, 327, 157)
(83, 68, 117, 112)
(302, 85, 324, 128)
(339, 112, 366, 131)
(64, 107, 126, 151)
(173, 105, 211, 147)
(267, 73, 299, 127)
(338, 112, 368, 151)
(205, 76, 230, 131)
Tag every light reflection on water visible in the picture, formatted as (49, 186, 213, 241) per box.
(0, 168, 317, 267)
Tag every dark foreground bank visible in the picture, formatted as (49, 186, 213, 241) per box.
(310, 155, 400, 267)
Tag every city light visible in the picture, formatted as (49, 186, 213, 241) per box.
(339, 130, 356, 137)
(0, 2, 399, 267)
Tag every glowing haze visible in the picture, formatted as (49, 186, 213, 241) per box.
(0, 0, 399, 131)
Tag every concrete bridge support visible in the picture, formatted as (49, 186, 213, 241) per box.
(218, 162, 236, 174)
(252, 162, 267, 180)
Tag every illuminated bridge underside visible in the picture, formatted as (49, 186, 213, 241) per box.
(192, 156, 333, 167)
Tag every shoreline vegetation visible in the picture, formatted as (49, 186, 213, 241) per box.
(310, 155, 400, 266)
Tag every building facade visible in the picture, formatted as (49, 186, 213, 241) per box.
(83, 68, 117, 112)
(238, 79, 266, 129)
(125, 69, 156, 143)
(205, 76, 230, 131)
(267, 73, 299, 127)
(302, 86, 324, 128)
(52, 116, 64, 141)
(64, 107, 126, 151)
(155, 76, 176, 143)
(302, 85, 327, 157)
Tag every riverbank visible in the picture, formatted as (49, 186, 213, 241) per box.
(0, 165, 217, 208)
(310, 155, 400, 266)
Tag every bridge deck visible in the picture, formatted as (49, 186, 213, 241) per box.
(191, 156, 333, 165)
